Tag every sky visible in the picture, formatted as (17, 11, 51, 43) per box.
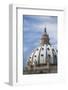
(23, 15, 57, 68)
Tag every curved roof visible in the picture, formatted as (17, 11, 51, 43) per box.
(27, 44, 57, 66)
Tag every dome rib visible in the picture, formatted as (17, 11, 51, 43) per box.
(37, 46, 42, 65)
(31, 49, 37, 65)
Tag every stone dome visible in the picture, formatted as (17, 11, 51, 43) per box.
(27, 44, 57, 66)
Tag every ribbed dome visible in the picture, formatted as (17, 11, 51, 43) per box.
(27, 44, 57, 66)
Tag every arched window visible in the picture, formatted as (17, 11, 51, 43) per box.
(36, 48, 39, 50)
(29, 57, 31, 58)
(34, 55, 36, 57)
(47, 48, 50, 50)
(41, 54, 44, 56)
(48, 54, 50, 58)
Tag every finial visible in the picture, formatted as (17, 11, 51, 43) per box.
(44, 27, 46, 33)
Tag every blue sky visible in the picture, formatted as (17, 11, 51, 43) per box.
(23, 15, 57, 67)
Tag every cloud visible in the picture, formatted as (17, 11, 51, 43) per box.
(23, 15, 57, 24)
(23, 15, 57, 32)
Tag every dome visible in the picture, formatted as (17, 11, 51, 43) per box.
(27, 27, 57, 68)
(27, 44, 57, 66)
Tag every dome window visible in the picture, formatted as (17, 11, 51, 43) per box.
(36, 48, 39, 50)
(42, 48, 44, 50)
(34, 55, 36, 57)
(41, 54, 44, 56)
(48, 54, 50, 57)
(47, 48, 50, 50)
(52, 49, 54, 51)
